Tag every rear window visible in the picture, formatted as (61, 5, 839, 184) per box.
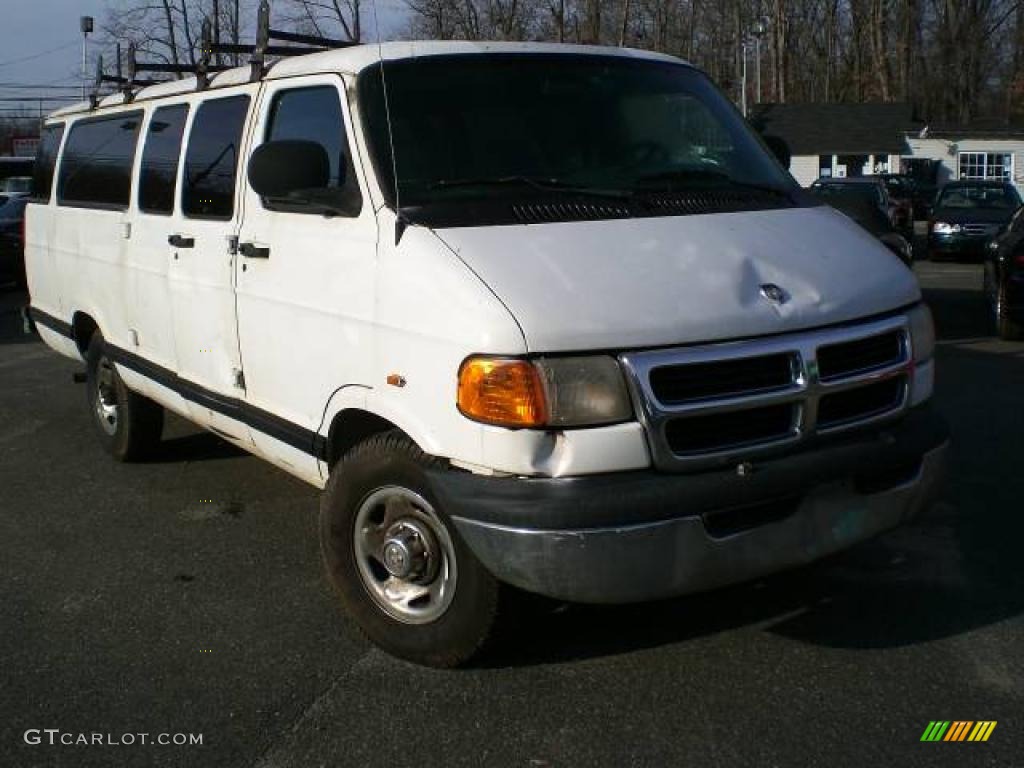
(812, 182, 882, 207)
(182, 95, 250, 220)
(31, 123, 65, 203)
(139, 104, 189, 215)
(58, 112, 143, 209)
(0, 196, 28, 219)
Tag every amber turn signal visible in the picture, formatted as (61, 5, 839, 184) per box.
(457, 357, 548, 428)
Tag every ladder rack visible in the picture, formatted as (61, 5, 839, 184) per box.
(88, 0, 356, 109)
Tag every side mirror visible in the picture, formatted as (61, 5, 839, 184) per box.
(248, 139, 332, 200)
(880, 232, 914, 267)
(763, 135, 791, 170)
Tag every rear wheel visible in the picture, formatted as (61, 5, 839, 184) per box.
(320, 431, 499, 667)
(85, 333, 164, 461)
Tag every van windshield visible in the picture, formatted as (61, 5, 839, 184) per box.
(358, 54, 795, 219)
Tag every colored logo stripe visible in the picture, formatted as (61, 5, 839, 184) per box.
(944, 721, 972, 741)
(921, 721, 950, 741)
(968, 722, 997, 742)
(920, 721, 997, 742)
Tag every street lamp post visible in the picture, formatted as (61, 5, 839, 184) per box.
(80, 16, 94, 101)
(741, 41, 749, 117)
(753, 18, 767, 105)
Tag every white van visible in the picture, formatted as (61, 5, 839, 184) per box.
(26, 41, 948, 667)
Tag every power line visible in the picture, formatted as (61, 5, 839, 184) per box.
(0, 40, 81, 69)
(0, 83, 84, 90)
(0, 96, 82, 102)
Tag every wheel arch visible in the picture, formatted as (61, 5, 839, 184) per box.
(325, 408, 409, 469)
(70, 311, 100, 357)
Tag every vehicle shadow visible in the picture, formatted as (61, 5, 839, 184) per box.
(923, 285, 993, 341)
(145, 428, 248, 464)
(479, 283, 1024, 668)
(0, 285, 35, 346)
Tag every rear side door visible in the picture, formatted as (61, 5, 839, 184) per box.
(234, 75, 377, 473)
(168, 88, 258, 437)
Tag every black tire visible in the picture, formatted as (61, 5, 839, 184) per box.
(995, 287, 1024, 340)
(85, 332, 164, 461)
(320, 431, 499, 667)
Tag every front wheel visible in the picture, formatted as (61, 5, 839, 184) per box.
(85, 333, 164, 461)
(320, 432, 499, 667)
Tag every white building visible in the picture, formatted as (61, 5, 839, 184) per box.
(751, 102, 1024, 194)
(903, 124, 1024, 190)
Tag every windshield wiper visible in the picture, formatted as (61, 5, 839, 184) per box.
(430, 176, 633, 200)
(634, 169, 792, 199)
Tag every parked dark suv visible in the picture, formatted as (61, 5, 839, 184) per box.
(983, 204, 1024, 339)
(0, 194, 28, 287)
(878, 174, 915, 232)
(808, 177, 912, 266)
(929, 181, 1021, 261)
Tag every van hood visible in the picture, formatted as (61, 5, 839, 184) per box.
(433, 205, 921, 353)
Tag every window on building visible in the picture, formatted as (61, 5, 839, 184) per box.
(139, 104, 189, 215)
(31, 123, 64, 203)
(958, 152, 1013, 182)
(818, 155, 832, 178)
(182, 95, 250, 220)
(58, 112, 143, 209)
(262, 86, 361, 215)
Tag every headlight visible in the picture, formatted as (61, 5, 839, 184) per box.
(534, 356, 633, 426)
(908, 303, 935, 363)
(932, 221, 960, 235)
(457, 355, 632, 428)
(908, 304, 936, 407)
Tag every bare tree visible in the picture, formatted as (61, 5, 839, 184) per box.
(95, 0, 1024, 124)
(280, 0, 362, 41)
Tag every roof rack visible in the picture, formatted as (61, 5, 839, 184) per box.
(211, 0, 359, 81)
(87, 0, 356, 109)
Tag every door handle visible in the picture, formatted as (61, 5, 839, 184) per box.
(239, 242, 270, 259)
(168, 234, 195, 249)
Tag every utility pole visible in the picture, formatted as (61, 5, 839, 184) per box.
(213, 0, 221, 66)
(80, 16, 94, 100)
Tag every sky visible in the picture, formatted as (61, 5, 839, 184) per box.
(0, 0, 407, 119)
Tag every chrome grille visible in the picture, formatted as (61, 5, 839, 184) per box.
(649, 352, 797, 405)
(817, 330, 904, 381)
(960, 223, 999, 237)
(620, 316, 912, 471)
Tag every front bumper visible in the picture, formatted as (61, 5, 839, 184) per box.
(1003, 271, 1024, 316)
(433, 406, 949, 603)
(929, 233, 990, 260)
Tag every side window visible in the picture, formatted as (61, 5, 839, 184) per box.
(182, 95, 250, 220)
(139, 104, 189, 215)
(58, 112, 143, 209)
(263, 85, 361, 215)
(31, 123, 64, 203)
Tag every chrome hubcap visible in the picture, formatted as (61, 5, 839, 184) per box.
(353, 487, 456, 624)
(94, 356, 120, 435)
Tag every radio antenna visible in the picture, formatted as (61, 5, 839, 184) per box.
(370, 0, 404, 243)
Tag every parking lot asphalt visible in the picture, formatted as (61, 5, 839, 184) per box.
(1, 261, 1021, 768)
